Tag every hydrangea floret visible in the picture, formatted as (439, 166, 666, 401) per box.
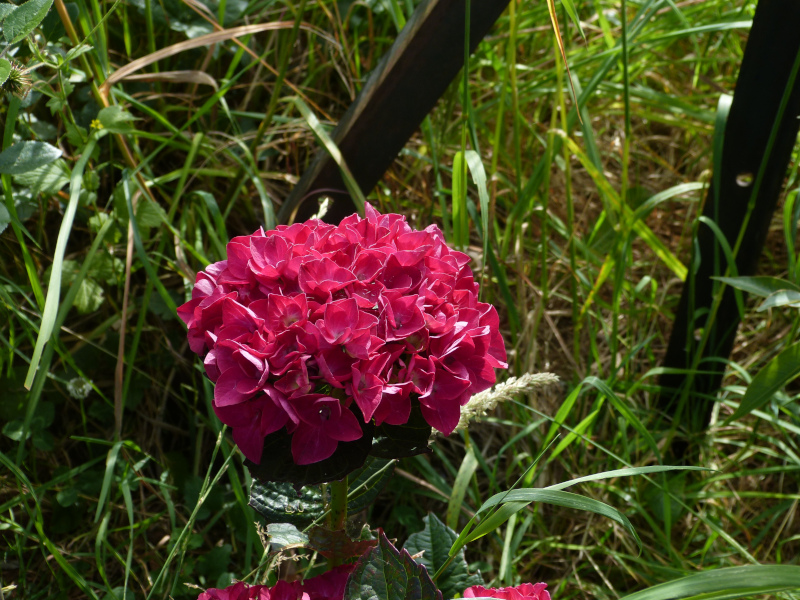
(198, 566, 353, 600)
(463, 583, 552, 600)
(178, 204, 507, 466)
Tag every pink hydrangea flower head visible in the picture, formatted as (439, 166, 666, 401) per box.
(178, 204, 507, 468)
(197, 581, 277, 600)
(463, 583, 551, 600)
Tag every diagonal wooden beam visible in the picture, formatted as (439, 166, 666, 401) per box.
(659, 0, 800, 440)
(277, 0, 511, 225)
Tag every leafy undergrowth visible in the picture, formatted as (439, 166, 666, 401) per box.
(2, 0, 800, 598)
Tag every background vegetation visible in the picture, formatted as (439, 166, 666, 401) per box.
(2, 0, 799, 598)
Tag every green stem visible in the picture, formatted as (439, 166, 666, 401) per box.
(328, 476, 348, 531)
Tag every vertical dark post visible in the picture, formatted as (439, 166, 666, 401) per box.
(659, 0, 800, 440)
(277, 0, 511, 225)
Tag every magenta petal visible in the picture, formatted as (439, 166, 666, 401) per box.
(260, 397, 290, 436)
(351, 366, 383, 422)
(232, 423, 264, 463)
(327, 406, 363, 442)
(418, 397, 461, 436)
(215, 368, 259, 406)
(291, 426, 338, 465)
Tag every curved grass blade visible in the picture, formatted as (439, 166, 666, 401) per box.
(618, 565, 800, 600)
(725, 339, 800, 423)
(292, 96, 366, 216)
(24, 138, 96, 390)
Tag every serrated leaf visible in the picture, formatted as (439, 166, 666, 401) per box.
(404, 514, 482, 600)
(72, 277, 104, 314)
(0, 58, 11, 86)
(307, 526, 376, 560)
(134, 198, 166, 228)
(98, 105, 138, 134)
(249, 457, 394, 526)
(49, 259, 105, 314)
(0, 3, 18, 20)
(267, 522, 309, 549)
(40, 2, 76, 41)
(249, 480, 324, 526)
(344, 531, 442, 600)
(3, 0, 54, 43)
(65, 121, 86, 146)
(13, 159, 70, 196)
(46, 94, 66, 115)
(87, 252, 125, 285)
(0, 140, 62, 175)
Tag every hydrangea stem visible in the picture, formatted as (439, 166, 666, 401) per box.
(328, 476, 348, 532)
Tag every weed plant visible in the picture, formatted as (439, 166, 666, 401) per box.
(1, 0, 800, 598)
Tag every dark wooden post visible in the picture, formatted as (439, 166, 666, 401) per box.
(277, 0, 511, 225)
(659, 0, 800, 441)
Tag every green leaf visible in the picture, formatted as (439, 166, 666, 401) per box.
(464, 150, 489, 261)
(463, 488, 641, 550)
(134, 198, 167, 228)
(0, 202, 9, 235)
(713, 275, 800, 298)
(0, 58, 11, 86)
(87, 252, 125, 285)
(558, 0, 585, 40)
(0, 141, 62, 175)
(13, 159, 70, 196)
(344, 531, 442, 600)
(404, 514, 482, 600)
(72, 277, 104, 314)
(726, 339, 800, 423)
(307, 526, 376, 561)
(0, 3, 18, 20)
(543, 465, 711, 492)
(2, 419, 27, 441)
(250, 480, 324, 526)
(757, 290, 800, 311)
(249, 457, 395, 525)
(3, 0, 55, 43)
(98, 105, 138, 134)
(64, 43, 93, 62)
(246, 416, 373, 487)
(40, 2, 76, 41)
(266, 522, 309, 549)
(65, 122, 87, 147)
(617, 565, 800, 600)
(292, 97, 364, 217)
(56, 487, 78, 507)
(371, 401, 432, 460)
(452, 151, 467, 249)
(346, 457, 396, 514)
(446, 446, 478, 530)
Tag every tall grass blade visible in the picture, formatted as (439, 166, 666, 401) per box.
(617, 565, 800, 600)
(24, 137, 97, 390)
(292, 97, 366, 215)
(725, 340, 800, 423)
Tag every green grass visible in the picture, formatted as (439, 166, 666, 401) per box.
(2, 0, 800, 598)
